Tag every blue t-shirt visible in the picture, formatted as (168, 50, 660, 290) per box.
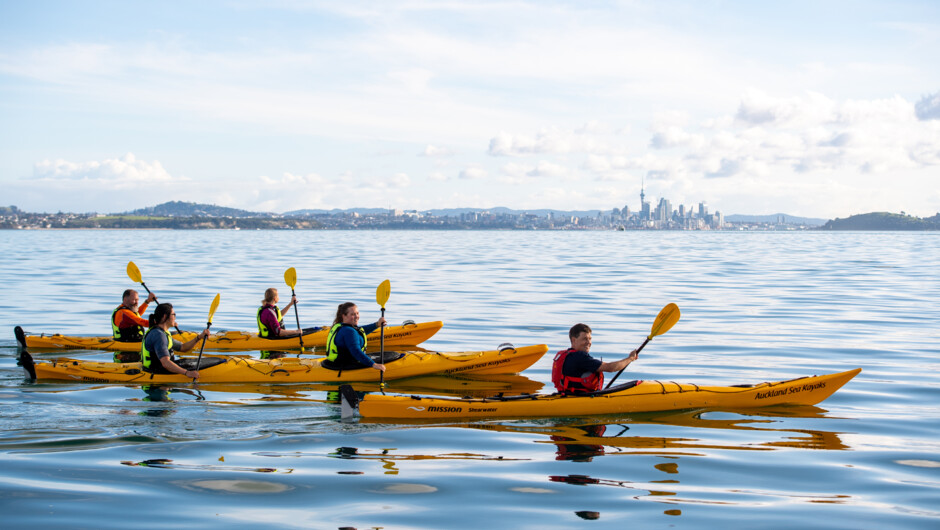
(562, 349, 603, 378)
(143, 330, 183, 362)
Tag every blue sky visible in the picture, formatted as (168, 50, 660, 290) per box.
(1, 0, 938, 218)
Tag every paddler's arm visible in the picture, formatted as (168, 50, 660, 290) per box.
(159, 355, 199, 379)
(177, 329, 210, 353)
(117, 308, 150, 328)
(598, 350, 639, 373)
(138, 292, 158, 316)
(337, 327, 385, 371)
(360, 316, 387, 335)
(281, 295, 297, 314)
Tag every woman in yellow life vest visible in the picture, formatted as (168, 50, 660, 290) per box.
(324, 302, 387, 371)
(257, 287, 303, 338)
(141, 303, 209, 378)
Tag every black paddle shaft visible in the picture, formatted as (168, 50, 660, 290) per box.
(291, 287, 304, 349)
(139, 281, 183, 336)
(605, 336, 651, 389)
(191, 321, 213, 385)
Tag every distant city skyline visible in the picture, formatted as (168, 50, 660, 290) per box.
(2, 2, 938, 218)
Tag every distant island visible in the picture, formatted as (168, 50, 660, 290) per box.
(1, 202, 937, 231)
(820, 212, 940, 230)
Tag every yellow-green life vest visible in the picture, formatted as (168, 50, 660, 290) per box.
(141, 328, 175, 372)
(326, 323, 367, 362)
(257, 305, 284, 338)
(111, 305, 145, 342)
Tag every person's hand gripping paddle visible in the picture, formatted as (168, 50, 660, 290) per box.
(126, 261, 183, 336)
(284, 267, 304, 352)
(605, 303, 681, 389)
(193, 293, 221, 385)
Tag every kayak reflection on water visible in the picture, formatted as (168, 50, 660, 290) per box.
(551, 423, 631, 462)
(141, 384, 205, 404)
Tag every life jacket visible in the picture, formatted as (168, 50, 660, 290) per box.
(326, 323, 368, 364)
(257, 304, 284, 338)
(112, 304, 145, 342)
(141, 328, 175, 373)
(552, 348, 604, 393)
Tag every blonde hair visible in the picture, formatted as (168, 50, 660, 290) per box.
(263, 288, 278, 305)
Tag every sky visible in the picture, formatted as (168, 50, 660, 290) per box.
(1, 0, 938, 219)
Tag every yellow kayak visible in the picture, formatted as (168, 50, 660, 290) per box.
(22, 343, 548, 384)
(15, 321, 442, 352)
(174, 374, 545, 401)
(343, 368, 861, 419)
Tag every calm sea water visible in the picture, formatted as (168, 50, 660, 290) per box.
(1, 230, 938, 529)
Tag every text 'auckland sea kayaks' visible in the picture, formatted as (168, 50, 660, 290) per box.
(340, 368, 862, 419)
(14, 321, 443, 352)
(19, 343, 549, 384)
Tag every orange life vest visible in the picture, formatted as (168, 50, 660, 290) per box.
(552, 348, 604, 393)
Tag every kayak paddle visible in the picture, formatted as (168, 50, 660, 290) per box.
(376, 279, 391, 392)
(193, 293, 221, 383)
(605, 303, 681, 389)
(126, 261, 183, 336)
(13, 326, 37, 380)
(283, 267, 305, 351)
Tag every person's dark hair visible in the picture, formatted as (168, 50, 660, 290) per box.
(149, 303, 174, 327)
(122, 289, 137, 302)
(569, 323, 592, 340)
(333, 302, 357, 325)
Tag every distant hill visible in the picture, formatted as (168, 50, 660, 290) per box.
(123, 201, 275, 218)
(725, 213, 827, 226)
(820, 212, 940, 230)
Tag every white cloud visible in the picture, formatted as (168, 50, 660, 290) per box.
(459, 167, 487, 179)
(387, 173, 411, 188)
(420, 144, 454, 157)
(527, 160, 569, 178)
(32, 153, 181, 187)
(914, 91, 940, 121)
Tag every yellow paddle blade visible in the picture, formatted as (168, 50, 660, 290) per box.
(126, 261, 142, 283)
(649, 303, 680, 339)
(376, 279, 391, 308)
(208, 293, 221, 324)
(284, 267, 297, 289)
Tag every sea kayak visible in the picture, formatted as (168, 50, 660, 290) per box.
(341, 368, 861, 419)
(20, 343, 548, 384)
(14, 320, 442, 352)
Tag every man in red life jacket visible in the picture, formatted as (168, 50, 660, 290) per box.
(552, 323, 639, 394)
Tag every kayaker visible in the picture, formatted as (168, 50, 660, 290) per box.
(141, 303, 209, 378)
(257, 287, 303, 338)
(112, 289, 157, 341)
(112, 289, 157, 362)
(323, 302, 387, 372)
(552, 323, 638, 394)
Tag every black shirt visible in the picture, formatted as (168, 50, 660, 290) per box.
(562, 349, 603, 378)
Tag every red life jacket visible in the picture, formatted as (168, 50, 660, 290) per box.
(552, 348, 604, 393)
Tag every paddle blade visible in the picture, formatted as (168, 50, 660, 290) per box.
(376, 279, 391, 308)
(649, 303, 680, 339)
(126, 261, 142, 283)
(207, 293, 221, 324)
(284, 267, 297, 289)
(14, 325, 27, 349)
